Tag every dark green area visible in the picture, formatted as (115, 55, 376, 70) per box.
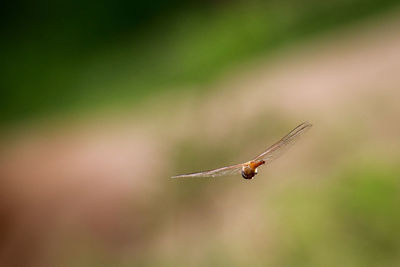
(1, 0, 399, 125)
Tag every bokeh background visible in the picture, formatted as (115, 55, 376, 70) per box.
(1, 0, 400, 266)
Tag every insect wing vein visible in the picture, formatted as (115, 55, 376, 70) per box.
(171, 164, 243, 178)
(253, 122, 312, 163)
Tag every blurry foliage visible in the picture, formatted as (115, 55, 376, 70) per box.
(273, 161, 400, 267)
(117, 160, 400, 266)
(1, 0, 400, 125)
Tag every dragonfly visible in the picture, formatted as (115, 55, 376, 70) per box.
(172, 122, 312, 180)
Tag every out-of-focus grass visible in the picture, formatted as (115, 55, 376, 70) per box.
(123, 161, 400, 267)
(271, 161, 400, 267)
(1, 0, 399, 125)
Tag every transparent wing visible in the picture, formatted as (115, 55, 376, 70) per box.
(171, 163, 244, 179)
(253, 122, 312, 164)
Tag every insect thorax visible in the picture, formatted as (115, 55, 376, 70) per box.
(241, 165, 256, 179)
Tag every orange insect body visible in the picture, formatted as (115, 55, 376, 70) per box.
(249, 160, 265, 169)
(241, 160, 265, 179)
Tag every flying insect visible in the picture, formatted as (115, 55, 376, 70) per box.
(172, 122, 312, 180)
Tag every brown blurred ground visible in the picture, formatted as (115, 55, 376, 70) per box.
(1, 12, 400, 267)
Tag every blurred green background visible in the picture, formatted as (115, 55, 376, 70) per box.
(1, 0, 400, 266)
(2, 0, 399, 125)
